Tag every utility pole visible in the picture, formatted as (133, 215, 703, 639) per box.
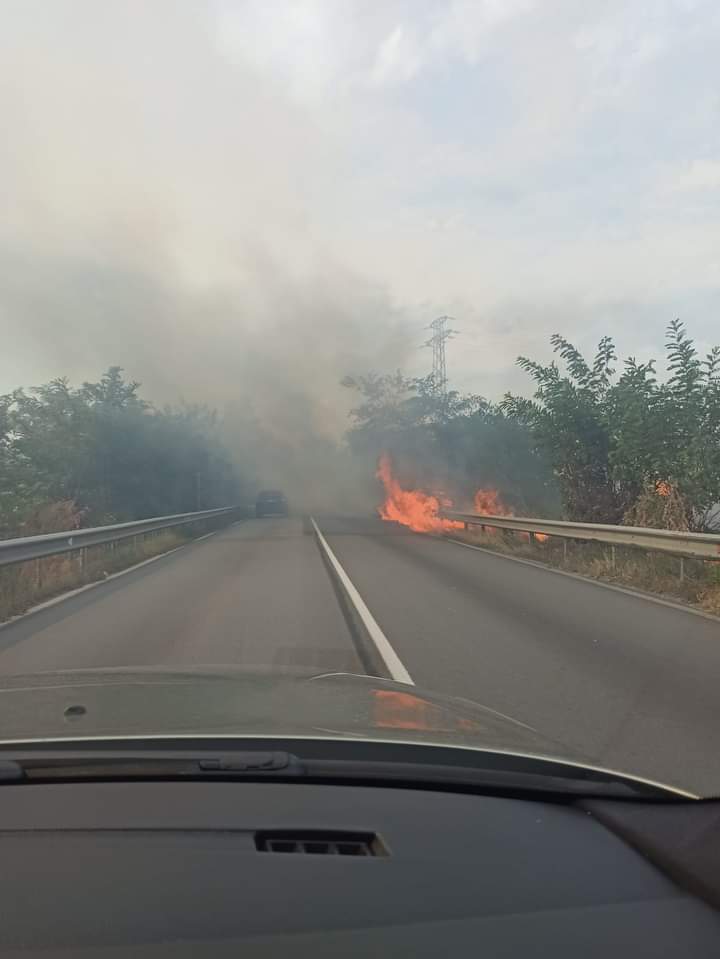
(424, 315, 457, 403)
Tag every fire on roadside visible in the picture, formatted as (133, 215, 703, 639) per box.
(376, 453, 549, 542)
(376, 454, 464, 533)
(473, 488, 512, 518)
(473, 484, 548, 542)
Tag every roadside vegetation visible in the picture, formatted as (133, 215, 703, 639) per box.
(501, 320, 720, 532)
(0, 367, 242, 538)
(0, 368, 243, 622)
(346, 320, 720, 614)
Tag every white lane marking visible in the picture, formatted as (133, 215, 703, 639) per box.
(445, 536, 720, 623)
(0, 524, 237, 631)
(311, 518, 414, 685)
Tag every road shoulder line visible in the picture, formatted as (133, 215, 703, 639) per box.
(311, 517, 414, 685)
(444, 536, 720, 624)
(0, 522, 241, 633)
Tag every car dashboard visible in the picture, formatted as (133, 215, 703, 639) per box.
(1, 777, 719, 956)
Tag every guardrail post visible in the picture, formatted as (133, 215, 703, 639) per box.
(680, 556, 685, 582)
(563, 539, 568, 564)
(611, 545, 616, 570)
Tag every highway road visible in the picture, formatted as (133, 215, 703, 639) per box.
(0, 515, 719, 795)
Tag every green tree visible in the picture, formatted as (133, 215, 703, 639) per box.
(502, 321, 720, 529)
(1, 368, 242, 536)
(501, 336, 621, 522)
(657, 321, 720, 527)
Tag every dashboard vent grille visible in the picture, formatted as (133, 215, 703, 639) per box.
(255, 831, 385, 856)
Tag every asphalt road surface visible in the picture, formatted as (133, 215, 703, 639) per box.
(0, 515, 719, 795)
(0, 519, 362, 676)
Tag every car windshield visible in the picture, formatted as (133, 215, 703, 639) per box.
(1, 0, 719, 800)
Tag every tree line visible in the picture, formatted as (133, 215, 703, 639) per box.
(0, 367, 242, 537)
(3, 320, 718, 538)
(344, 320, 720, 532)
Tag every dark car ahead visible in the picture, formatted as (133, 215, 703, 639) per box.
(255, 489, 289, 518)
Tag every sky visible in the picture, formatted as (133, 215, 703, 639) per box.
(2, 0, 720, 422)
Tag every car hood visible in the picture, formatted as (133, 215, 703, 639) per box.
(0, 665, 576, 760)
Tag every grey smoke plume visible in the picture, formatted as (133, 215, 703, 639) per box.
(0, 2, 414, 509)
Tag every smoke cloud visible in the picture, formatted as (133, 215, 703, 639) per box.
(3, 1, 719, 509)
(0, 1, 415, 508)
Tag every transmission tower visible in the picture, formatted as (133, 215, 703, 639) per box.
(424, 316, 457, 400)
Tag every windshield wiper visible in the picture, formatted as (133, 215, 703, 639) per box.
(0, 749, 685, 800)
(0, 751, 304, 782)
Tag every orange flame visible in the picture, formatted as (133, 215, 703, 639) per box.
(473, 487, 548, 542)
(376, 454, 464, 533)
(473, 488, 512, 516)
(376, 454, 549, 542)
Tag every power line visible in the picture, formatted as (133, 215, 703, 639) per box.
(423, 315, 457, 401)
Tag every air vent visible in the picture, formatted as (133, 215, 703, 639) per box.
(255, 831, 386, 856)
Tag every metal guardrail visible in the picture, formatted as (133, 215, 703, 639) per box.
(0, 507, 240, 568)
(441, 511, 720, 560)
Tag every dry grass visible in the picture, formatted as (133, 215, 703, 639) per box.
(447, 526, 720, 617)
(0, 518, 229, 624)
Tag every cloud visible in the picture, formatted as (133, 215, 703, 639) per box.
(672, 159, 720, 191)
(215, 0, 356, 103)
(370, 25, 425, 87)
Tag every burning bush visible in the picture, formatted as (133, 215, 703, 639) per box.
(376, 453, 524, 536)
(376, 454, 464, 533)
